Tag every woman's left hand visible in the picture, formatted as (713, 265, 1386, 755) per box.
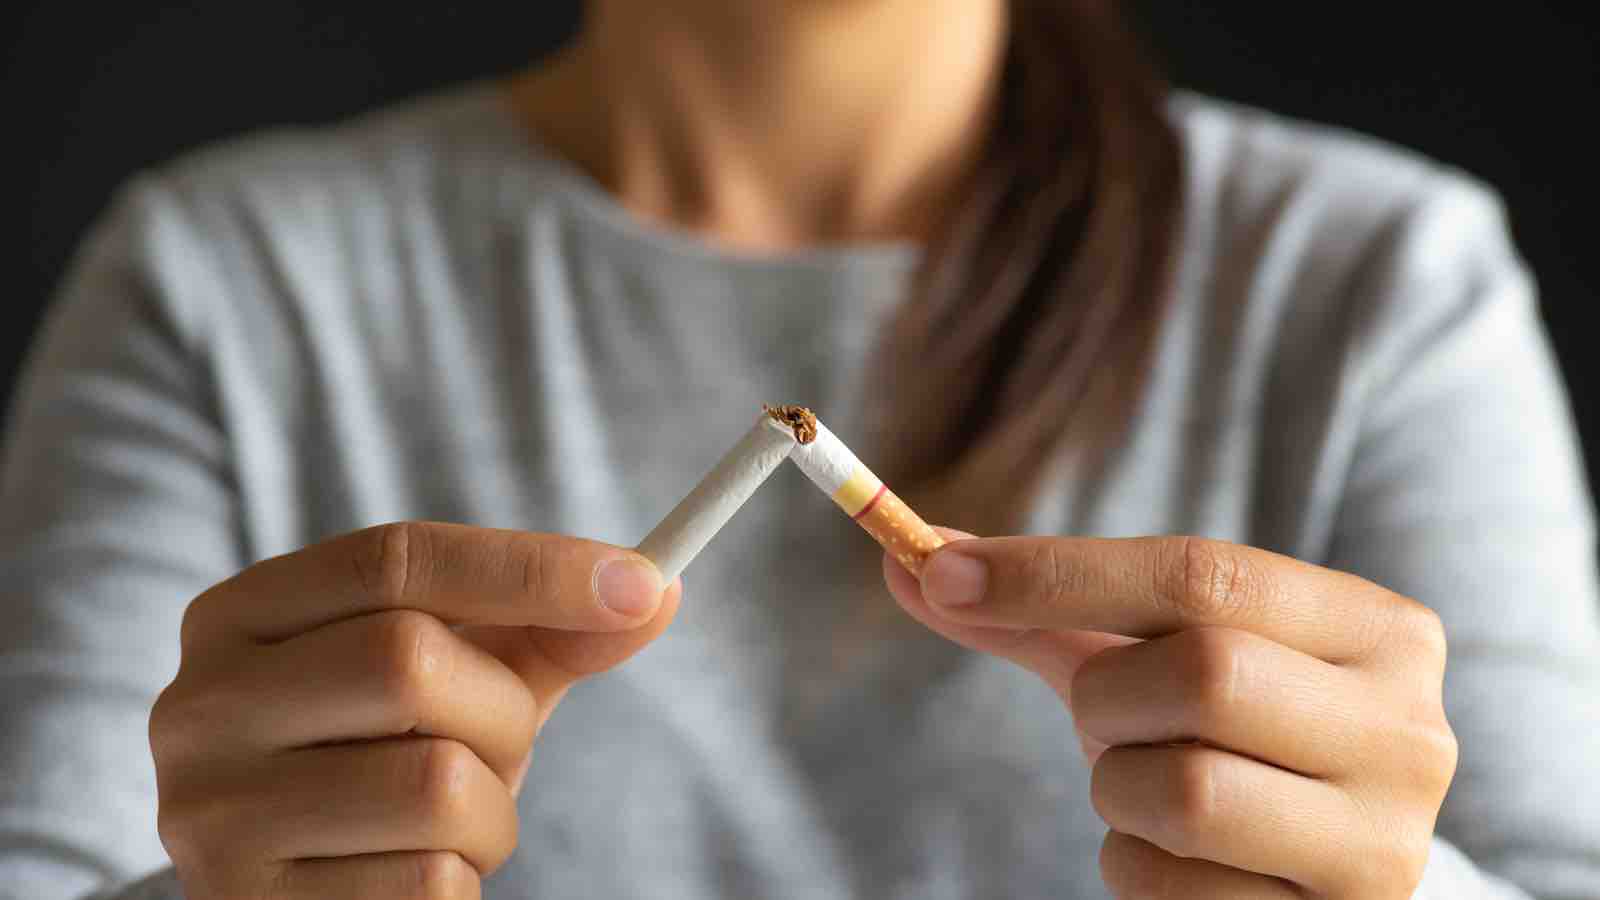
(883, 532, 1458, 899)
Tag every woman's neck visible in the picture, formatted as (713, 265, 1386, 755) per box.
(508, 0, 1008, 251)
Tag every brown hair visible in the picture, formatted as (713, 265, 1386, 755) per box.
(875, 0, 1184, 534)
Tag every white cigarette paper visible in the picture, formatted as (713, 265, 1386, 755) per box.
(634, 413, 799, 583)
(780, 407, 948, 576)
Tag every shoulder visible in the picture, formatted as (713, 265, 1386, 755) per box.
(1171, 92, 1442, 200)
(1165, 92, 1529, 383)
(128, 80, 525, 244)
(90, 81, 530, 342)
(1168, 91, 1518, 283)
(1132, 96, 1551, 555)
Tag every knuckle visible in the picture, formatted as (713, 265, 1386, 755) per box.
(515, 535, 546, 601)
(177, 600, 206, 654)
(411, 850, 479, 899)
(148, 683, 187, 765)
(179, 582, 233, 653)
(1162, 751, 1220, 855)
(415, 739, 479, 827)
(1170, 537, 1255, 622)
(1410, 716, 1460, 797)
(1344, 781, 1438, 897)
(372, 610, 452, 724)
(155, 803, 197, 867)
(1176, 628, 1244, 727)
(1023, 541, 1075, 607)
(354, 521, 423, 607)
(1398, 599, 1449, 669)
(156, 787, 223, 875)
(148, 674, 219, 767)
(1433, 721, 1461, 786)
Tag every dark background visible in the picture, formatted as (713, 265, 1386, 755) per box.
(5, 3, 1598, 493)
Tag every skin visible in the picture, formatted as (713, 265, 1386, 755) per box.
(506, 0, 1005, 250)
(885, 530, 1457, 897)
(150, 1, 1456, 896)
(152, 522, 681, 896)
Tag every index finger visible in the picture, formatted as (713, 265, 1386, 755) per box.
(183, 521, 668, 646)
(918, 535, 1406, 663)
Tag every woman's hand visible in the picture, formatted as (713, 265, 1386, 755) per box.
(150, 522, 678, 899)
(884, 533, 1458, 898)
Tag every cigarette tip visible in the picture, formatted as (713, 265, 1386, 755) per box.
(763, 404, 818, 445)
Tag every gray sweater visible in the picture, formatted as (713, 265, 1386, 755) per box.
(2, 82, 1597, 900)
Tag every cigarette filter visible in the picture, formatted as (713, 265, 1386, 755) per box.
(769, 405, 947, 576)
(634, 412, 799, 583)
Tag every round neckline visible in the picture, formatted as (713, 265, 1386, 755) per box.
(463, 78, 924, 276)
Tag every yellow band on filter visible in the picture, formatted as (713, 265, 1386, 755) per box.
(829, 468, 884, 518)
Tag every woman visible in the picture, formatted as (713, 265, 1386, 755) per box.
(2, 0, 1596, 897)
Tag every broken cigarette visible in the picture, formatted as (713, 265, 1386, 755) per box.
(634, 412, 799, 583)
(770, 405, 947, 577)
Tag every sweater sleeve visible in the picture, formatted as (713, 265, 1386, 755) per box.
(0, 176, 242, 900)
(1324, 174, 1600, 899)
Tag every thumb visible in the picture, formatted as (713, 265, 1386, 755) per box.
(460, 574, 681, 734)
(465, 576, 683, 684)
(522, 575, 684, 679)
(885, 529, 1134, 701)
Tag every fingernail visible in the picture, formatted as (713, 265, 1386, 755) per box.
(922, 549, 988, 607)
(595, 559, 662, 618)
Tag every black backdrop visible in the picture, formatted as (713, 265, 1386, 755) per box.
(5, 3, 1598, 495)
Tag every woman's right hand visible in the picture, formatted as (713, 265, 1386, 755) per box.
(149, 521, 678, 898)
